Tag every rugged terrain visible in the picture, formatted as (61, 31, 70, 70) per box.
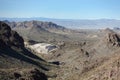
(2, 20, 120, 80)
(0, 21, 58, 80)
(4, 20, 100, 43)
(4, 20, 69, 42)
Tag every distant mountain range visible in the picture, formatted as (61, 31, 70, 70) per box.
(1, 17, 120, 29)
(3, 20, 69, 42)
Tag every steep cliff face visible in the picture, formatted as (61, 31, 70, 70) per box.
(0, 21, 24, 48)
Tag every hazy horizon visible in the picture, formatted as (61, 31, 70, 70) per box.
(1, 17, 120, 20)
(0, 0, 120, 19)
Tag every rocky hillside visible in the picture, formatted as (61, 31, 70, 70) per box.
(0, 21, 24, 48)
(78, 51, 120, 80)
(3, 20, 120, 80)
(5, 20, 66, 31)
(4, 20, 69, 42)
(0, 21, 57, 80)
(47, 29, 120, 80)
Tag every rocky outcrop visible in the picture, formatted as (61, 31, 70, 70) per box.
(106, 32, 120, 47)
(0, 21, 56, 80)
(103, 28, 120, 47)
(0, 21, 24, 48)
(92, 29, 120, 57)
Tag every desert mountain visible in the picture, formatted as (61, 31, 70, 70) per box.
(88, 28, 120, 57)
(1, 18, 120, 29)
(4, 20, 69, 42)
(2, 20, 120, 80)
(4, 20, 66, 32)
(4, 20, 100, 43)
(0, 21, 57, 80)
(46, 28, 120, 80)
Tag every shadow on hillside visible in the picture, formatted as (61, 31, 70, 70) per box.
(22, 48, 45, 61)
(0, 48, 49, 71)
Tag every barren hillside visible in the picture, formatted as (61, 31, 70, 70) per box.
(2, 20, 120, 80)
(0, 21, 58, 80)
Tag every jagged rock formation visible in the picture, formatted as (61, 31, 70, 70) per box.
(3, 20, 120, 80)
(93, 29, 120, 56)
(48, 28, 120, 80)
(0, 21, 24, 48)
(105, 31, 120, 47)
(0, 21, 57, 80)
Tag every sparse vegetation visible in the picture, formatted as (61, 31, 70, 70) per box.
(1, 20, 120, 80)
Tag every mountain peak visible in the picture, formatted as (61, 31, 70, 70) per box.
(0, 21, 24, 49)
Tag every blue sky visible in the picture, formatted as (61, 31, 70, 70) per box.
(0, 0, 120, 19)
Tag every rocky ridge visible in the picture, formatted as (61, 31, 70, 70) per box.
(0, 21, 57, 80)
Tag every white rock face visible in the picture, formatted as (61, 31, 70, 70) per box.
(24, 42, 58, 54)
